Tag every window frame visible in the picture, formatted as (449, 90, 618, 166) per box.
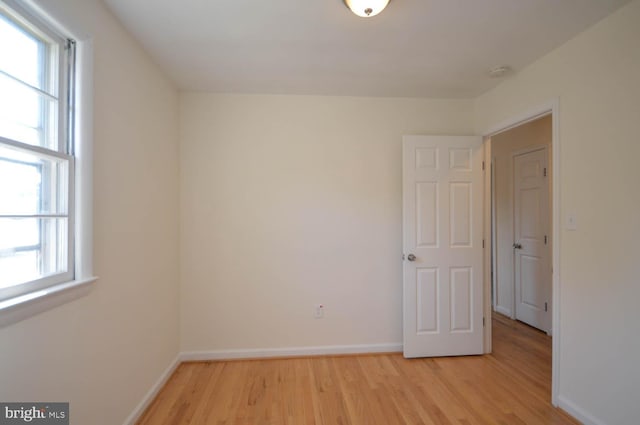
(0, 1, 75, 300)
(0, 0, 94, 323)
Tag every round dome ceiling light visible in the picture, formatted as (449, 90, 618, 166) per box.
(344, 0, 391, 18)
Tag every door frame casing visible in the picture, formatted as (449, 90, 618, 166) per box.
(480, 99, 561, 406)
(491, 155, 498, 314)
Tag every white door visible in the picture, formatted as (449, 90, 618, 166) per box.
(514, 147, 551, 333)
(403, 135, 484, 358)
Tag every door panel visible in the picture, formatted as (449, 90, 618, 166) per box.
(403, 135, 483, 358)
(450, 267, 472, 332)
(417, 268, 438, 333)
(450, 182, 471, 247)
(514, 147, 551, 333)
(417, 182, 438, 247)
(521, 255, 543, 307)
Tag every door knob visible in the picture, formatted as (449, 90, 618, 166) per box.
(513, 243, 522, 249)
(407, 254, 417, 261)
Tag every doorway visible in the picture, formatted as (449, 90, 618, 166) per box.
(491, 115, 552, 334)
(482, 104, 560, 405)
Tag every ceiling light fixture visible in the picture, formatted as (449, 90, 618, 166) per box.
(343, 0, 390, 18)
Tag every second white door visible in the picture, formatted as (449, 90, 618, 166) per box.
(513, 147, 551, 333)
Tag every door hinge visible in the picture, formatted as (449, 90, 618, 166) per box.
(544, 235, 548, 244)
(483, 317, 486, 327)
(545, 302, 548, 312)
(402, 254, 405, 260)
(544, 167, 547, 177)
(482, 161, 485, 171)
(482, 239, 485, 248)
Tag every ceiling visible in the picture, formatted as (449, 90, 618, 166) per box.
(102, 0, 630, 98)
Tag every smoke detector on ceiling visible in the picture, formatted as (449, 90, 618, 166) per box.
(488, 66, 512, 78)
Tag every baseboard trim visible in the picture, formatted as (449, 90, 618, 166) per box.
(558, 395, 606, 425)
(122, 354, 180, 425)
(180, 343, 403, 362)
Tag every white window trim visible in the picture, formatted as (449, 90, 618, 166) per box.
(0, 0, 97, 327)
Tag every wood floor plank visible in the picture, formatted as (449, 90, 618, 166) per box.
(137, 315, 580, 425)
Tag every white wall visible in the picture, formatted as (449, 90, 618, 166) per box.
(0, 1, 180, 424)
(491, 116, 551, 317)
(179, 94, 473, 352)
(475, 1, 640, 423)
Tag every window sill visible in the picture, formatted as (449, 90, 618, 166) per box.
(0, 277, 98, 328)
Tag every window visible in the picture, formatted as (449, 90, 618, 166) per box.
(0, 0, 76, 304)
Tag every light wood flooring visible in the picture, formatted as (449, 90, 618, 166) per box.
(137, 314, 579, 424)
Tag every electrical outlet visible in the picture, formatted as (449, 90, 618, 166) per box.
(314, 304, 324, 319)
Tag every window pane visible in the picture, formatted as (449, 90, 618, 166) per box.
(0, 156, 40, 215)
(0, 12, 46, 90)
(0, 145, 69, 215)
(0, 72, 58, 149)
(0, 216, 39, 249)
(0, 217, 68, 288)
(0, 250, 38, 289)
